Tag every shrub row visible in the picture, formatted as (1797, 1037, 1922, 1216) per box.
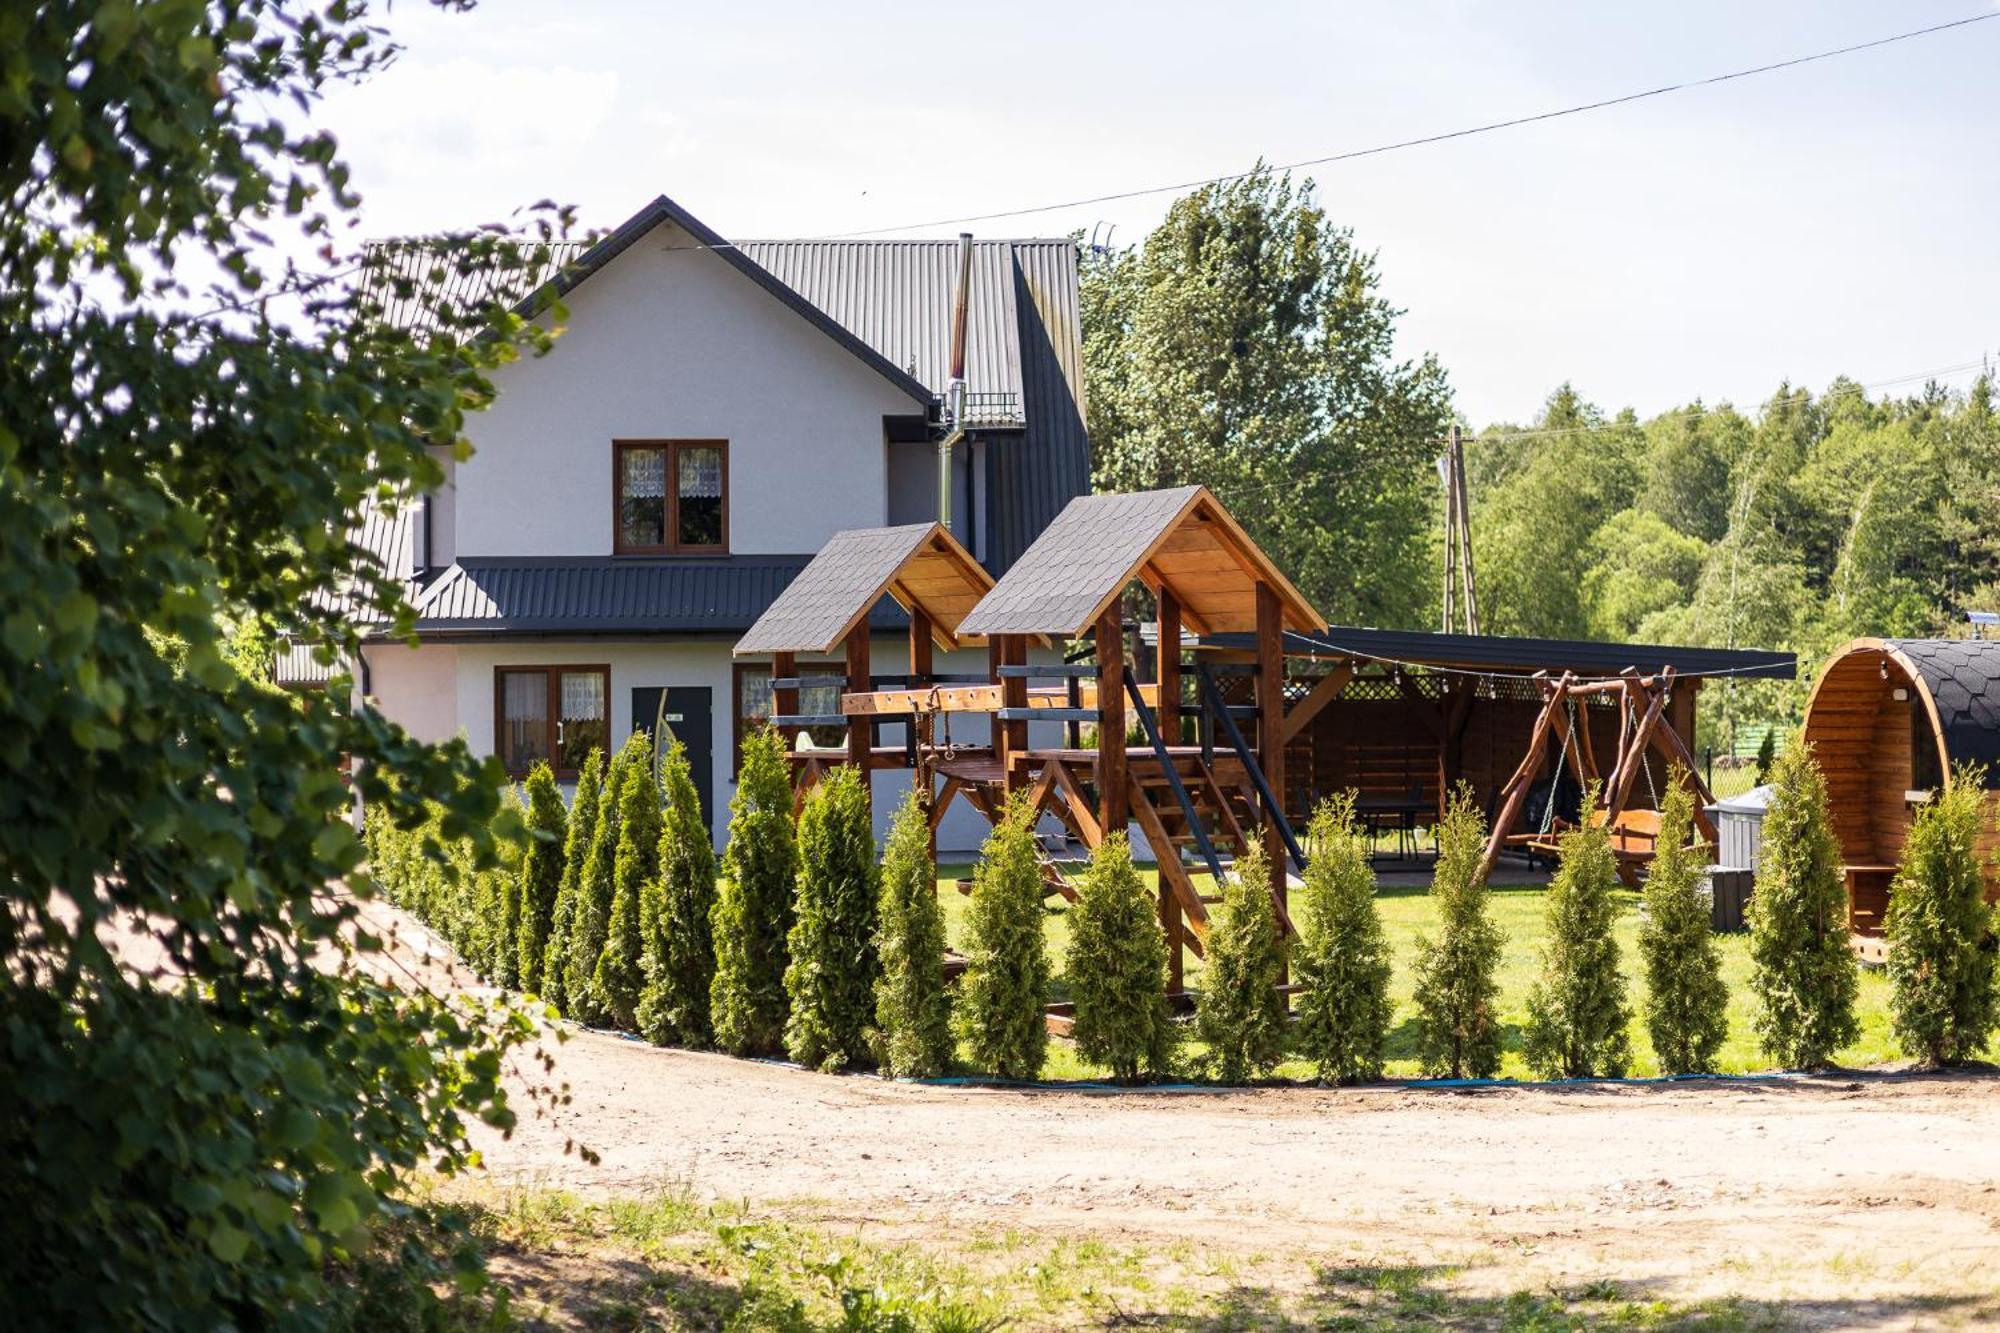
(366, 729, 1998, 1085)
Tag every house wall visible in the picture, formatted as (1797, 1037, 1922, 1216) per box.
(453, 222, 922, 560)
(370, 634, 1011, 854)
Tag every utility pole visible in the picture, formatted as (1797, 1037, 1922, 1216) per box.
(1438, 424, 1480, 635)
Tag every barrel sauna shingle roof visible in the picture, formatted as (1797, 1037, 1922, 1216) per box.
(957, 486, 1324, 639)
(1887, 638, 2000, 781)
(734, 523, 992, 656)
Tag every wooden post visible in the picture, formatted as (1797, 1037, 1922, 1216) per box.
(1097, 601, 1128, 838)
(772, 651, 799, 753)
(910, 607, 936, 857)
(987, 638, 1006, 762)
(1255, 582, 1286, 945)
(1157, 586, 1182, 746)
(1000, 634, 1029, 793)
(845, 626, 871, 817)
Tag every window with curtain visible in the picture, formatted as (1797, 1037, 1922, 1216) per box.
(497, 666, 609, 776)
(616, 440, 727, 553)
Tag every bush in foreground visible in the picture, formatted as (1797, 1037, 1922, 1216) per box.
(1522, 794, 1631, 1079)
(784, 768, 881, 1072)
(1067, 833, 1175, 1083)
(1885, 766, 1997, 1068)
(595, 736, 662, 1032)
(566, 738, 635, 1027)
(954, 799, 1050, 1080)
(1292, 793, 1392, 1084)
(541, 748, 604, 1012)
(639, 740, 718, 1047)
(873, 789, 954, 1078)
(710, 727, 799, 1056)
(514, 761, 569, 998)
(1748, 739, 1858, 1069)
(1638, 774, 1728, 1075)
(1411, 785, 1504, 1080)
(1194, 841, 1288, 1083)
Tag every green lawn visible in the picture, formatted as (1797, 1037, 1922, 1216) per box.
(936, 860, 1919, 1082)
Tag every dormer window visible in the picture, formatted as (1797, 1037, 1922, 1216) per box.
(615, 439, 728, 554)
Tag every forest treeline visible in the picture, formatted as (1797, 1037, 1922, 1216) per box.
(1469, 377, 2000, 742)
(1081, 166, 1997, 748)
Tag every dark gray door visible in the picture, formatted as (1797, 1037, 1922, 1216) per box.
(632, 686, 714, 838)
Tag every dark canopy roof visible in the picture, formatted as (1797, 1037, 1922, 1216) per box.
(734, 523, 994, 656)
(1885, 638, 2000, 781)
(959, 486, 1324, 639)
(1202, 625, 1796, 680)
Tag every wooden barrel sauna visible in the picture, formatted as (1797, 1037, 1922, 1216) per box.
(1801, 638, 2000, 938)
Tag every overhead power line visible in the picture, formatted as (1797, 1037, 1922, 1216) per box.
(823, 11, 2000, 239)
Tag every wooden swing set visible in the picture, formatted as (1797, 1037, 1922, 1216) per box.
(1478, 665, 1718, 885)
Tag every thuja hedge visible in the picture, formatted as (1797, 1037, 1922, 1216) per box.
(368, 733, 2000, 1085)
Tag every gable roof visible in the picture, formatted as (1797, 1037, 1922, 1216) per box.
(734, 523, 995, 657)
(362, 194, 933, 407)
(958, 486, 1326, 639)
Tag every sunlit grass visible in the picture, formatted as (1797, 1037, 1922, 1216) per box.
(937, 856, 1920, 1083)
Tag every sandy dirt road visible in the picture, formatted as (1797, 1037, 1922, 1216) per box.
(355, 897, 2000, 1315)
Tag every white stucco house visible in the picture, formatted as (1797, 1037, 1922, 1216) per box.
(290, 194, 1090, 851)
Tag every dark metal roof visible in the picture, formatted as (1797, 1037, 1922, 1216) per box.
(734, 524, 991, 656)
(1886, 638, 2000, 780)
(1204, 625, 1797, 680)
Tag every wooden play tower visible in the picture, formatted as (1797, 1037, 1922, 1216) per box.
(735, 485, 1326, 992)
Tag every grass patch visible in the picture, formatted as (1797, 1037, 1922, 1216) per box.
(376, 1185, 1805, 1330)
(934, 861, 1926, 1083)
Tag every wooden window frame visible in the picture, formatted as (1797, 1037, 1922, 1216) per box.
(493, 664, 611, 779)
(613, 439, 730, 556)
(733, 660, 842, 772)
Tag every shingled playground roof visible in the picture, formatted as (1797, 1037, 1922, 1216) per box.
(734, 523, 994, 656)
(957, 486, 1325, 639)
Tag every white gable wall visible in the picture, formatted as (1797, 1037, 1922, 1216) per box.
(453, 221, 922, 559)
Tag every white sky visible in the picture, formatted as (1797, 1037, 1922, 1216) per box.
(321, 0, 2000, 426)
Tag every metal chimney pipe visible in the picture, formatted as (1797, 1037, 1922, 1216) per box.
(939, 231, 973, 534)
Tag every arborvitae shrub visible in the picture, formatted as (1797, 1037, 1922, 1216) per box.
(872, 788, 954, 1078)
(1066, 832, 1174, 1083)
(541, 748, 603, 1014)
(710, 726, 798, 1056)
(594, 735, 661, 1031)
(565, 738, 631, 1027)
(514, 761, 568, 998)
(639, 740, 717, 1047)
(1638, 774, 1728, 1074)
(784, 767, 880, 1071)
(1522, 793, 1631, 1079)
(1194, 840, 1288, 1082)
(1748, 739, 1859, 1069)
(1411, 785, 1505, 1079)
(489, 783, 527, 987)
(1885, 765, 1997, 1067)
(954, 798, 1050, 1079)
(1292, 793, 1392, 1085)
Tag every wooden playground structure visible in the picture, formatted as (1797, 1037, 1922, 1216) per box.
(736, 486, 1325, 992)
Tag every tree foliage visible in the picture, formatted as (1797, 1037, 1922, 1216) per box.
(710, 726, 798, 1057)
(594, 733, 660, 1032)
(784, 768, 880, 1072)
(872, 789, 954, 1078)
(639, 739, 717, 1047)
(1411, 787, 1505, 1079)
(1637, 776, 1729, 1075)
(1292, 794, 1393, 1084)
(954, 799, 1051, 1080)
(1193, 842, 1289, 1083)
(542, 748, 604, 1013)
(514, 761, 569, 1000)
(1522, 800, 1632, 1079)
(1083, 165, 1453, 628)
(1884, 766, 1997, 1068)
(565, 739, 631, 1027)
(1066, 833, 1175, 1083)
(1748, 740, 1860, 1069)
(0, 4, 569, 1321)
